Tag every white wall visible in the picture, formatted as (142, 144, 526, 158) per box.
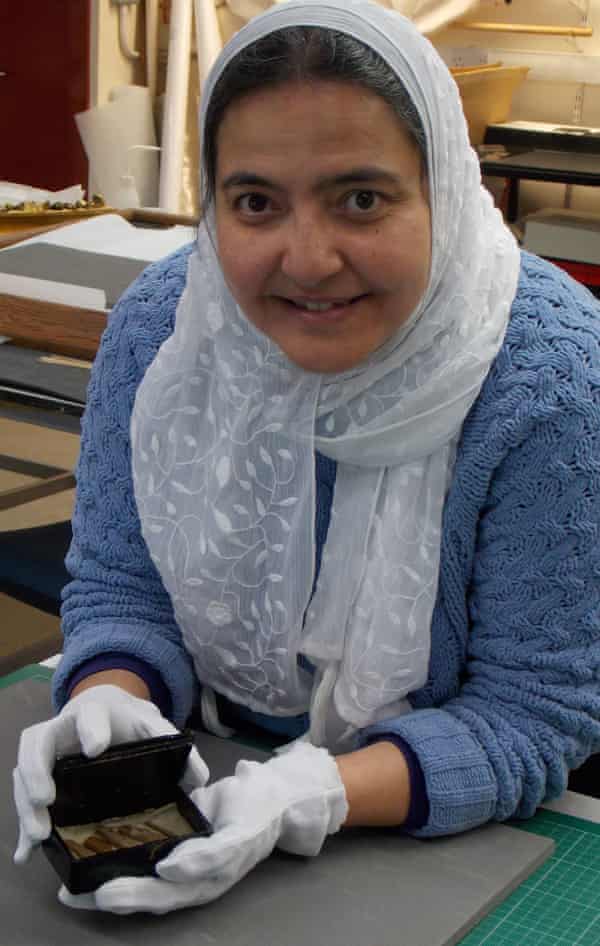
(90, 0, 145, 107)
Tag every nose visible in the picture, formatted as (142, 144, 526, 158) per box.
(279, 209, 344, 288)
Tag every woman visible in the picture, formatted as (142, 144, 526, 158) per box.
(14, 0, 600, 915)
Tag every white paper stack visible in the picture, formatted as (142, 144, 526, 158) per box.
(76, 86, 160, 208)
(0, 215, 195, 310)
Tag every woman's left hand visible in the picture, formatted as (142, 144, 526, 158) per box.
(58, 741, 348, 915)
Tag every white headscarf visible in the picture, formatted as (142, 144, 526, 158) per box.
(131, 0, 520, 750)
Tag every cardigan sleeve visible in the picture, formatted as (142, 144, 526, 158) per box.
(52, 248, 199, 727)
(360, 276, 600, 836)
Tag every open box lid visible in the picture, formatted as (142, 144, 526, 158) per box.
(50, 731, 195, 826)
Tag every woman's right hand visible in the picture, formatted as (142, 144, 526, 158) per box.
(13, 684, 210, 864)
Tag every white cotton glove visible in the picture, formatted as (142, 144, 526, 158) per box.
(58, 741, 348, 915)
(13, 685, 209, 865)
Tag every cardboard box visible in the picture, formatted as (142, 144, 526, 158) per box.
(451, 66, 530, 146)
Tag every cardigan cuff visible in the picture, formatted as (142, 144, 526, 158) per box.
(52, 622, 197, 727)
(359, 707, 498, 837)
(66, 652, 172, 718)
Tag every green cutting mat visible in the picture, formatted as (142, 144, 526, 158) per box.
(461, 809, 600, 946)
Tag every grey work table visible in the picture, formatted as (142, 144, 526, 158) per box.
(0, 671, 561, 946)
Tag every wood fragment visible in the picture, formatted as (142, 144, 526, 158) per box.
(95, 826, 139, 849)
(64, 839, 94, 860)
(144, 820, 176, 839)
(119, 824, 167, 843)
(83, 835, 115, 854)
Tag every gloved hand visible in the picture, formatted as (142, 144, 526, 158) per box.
(58, 740, 348, 915)
(13, 684, 209, 864)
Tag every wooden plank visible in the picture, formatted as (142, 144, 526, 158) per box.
(0, 221, 83, 250)
(0, 294, 106, 360)
(0, 472, 76, 512)
(123, 207, 199, 227)
(0, 454, 67, 479)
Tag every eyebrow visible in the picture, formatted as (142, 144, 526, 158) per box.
(220, 166, 404, 192)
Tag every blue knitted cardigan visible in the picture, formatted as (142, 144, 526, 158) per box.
(53, 247, 600, 837)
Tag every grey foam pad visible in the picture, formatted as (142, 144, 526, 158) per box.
(0, 244, 148, 308)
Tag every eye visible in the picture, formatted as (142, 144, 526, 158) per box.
(344, 190, 382, 214)
(235, 193, 273, 215)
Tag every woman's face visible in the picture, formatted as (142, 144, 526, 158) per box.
(214, 79, 431, 373)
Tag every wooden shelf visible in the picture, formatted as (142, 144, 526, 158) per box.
(453, 21, 593, 37)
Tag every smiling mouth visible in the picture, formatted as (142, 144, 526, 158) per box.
(279, 295, 366, 313)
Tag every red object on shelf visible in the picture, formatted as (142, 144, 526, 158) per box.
(545, 257, 600, 287)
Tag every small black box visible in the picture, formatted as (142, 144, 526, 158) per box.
(42, 731, 212, 894)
